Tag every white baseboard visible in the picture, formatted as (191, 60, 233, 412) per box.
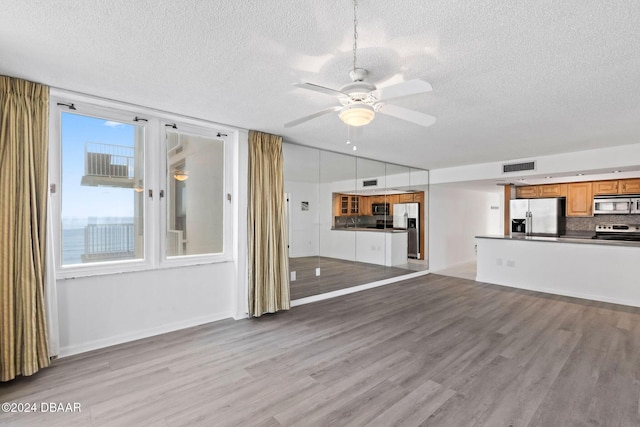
(57, 311, 232, 358)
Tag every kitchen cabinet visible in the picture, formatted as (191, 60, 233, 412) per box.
(593, 180, 619, 195)
(398, 193, 414, 202)
(515, 186, 539, 198)
(591, 178, 640, 195)
(398, 192, 424, 202)
(333, 194, 361, 215)
(387, 194, 400, 206)
(516, 184, 565, 198)
(360, 195, 372, 215)
(619, 178, 640, 194)
(566, 182, 593, 217)
(537, 184, 566, 197)
(349, 195, 360, 214)
(332, 194, 343, 217)
(340, 195, 349, 214)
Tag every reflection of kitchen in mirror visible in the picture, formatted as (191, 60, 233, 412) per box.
(283, 143, 429, 301)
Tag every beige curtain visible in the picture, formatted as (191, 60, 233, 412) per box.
(248, 130, 290, 317)
(0, 76, 50, 381)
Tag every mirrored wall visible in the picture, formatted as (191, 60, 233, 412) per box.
(283, 143, 429, 300)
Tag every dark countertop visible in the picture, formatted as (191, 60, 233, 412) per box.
(476, 234, 640, 248)
(331, 227, 408, 233)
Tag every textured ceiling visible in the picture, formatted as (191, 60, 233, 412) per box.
(2, 0, 640, 170)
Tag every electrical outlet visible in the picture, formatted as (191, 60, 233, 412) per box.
(507, 260, 515, 267)
(496, 258, 503, 266)
(290, 271, 297, 281)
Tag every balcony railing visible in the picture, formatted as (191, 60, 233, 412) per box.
(82, 223, 135, 261)
(85, 142, 134, 178)
(82, 142, 136, 188)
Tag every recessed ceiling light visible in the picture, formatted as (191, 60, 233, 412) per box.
(576, 173, 584, 176)
(545, 176, 552, 179)
(613, 170, 621, 173)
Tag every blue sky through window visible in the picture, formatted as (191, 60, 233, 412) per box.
(61, 112, 139, 227)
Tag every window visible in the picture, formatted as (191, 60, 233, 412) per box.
(164, 127, 225, 257)
(60, 112, 145, 266)
(51, 94, 233, 277)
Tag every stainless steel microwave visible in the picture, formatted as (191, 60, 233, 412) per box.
(593, 197, 640, 214)
(372, 203, 389, 215)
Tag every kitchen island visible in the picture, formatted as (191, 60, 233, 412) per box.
(475, 235, 640, 307)
(327, 227, 408, 267)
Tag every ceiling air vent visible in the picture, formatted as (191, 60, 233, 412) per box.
(363, 179, 378, 187)
(502, 161, 536, 173)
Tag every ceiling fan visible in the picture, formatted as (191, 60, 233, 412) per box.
(284, 0, 436, 129)
(285, 69, 436, 128)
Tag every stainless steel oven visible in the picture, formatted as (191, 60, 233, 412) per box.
(593, 224, 640, 241)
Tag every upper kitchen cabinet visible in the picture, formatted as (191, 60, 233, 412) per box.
(515, 186, 539, 198)
(537, 183, 566, 198)
(332, 193, 343, 217)
(516, 184, 566, 198)
(620, 178, 640, 194)
(566, 182, 593, 217)
(349, 195, 360, 214)
(398, 192, 424, 203)
(399, 193, 415, 202)
(334, 193, 359, 215)
(588, 178, 640, 195)
(593, 180, 619, 195)
(387, 194, 400, 206)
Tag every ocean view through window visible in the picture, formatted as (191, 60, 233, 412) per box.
(60, 112, 144, 265)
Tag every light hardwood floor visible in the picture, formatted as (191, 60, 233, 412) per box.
(2, 274, 640, 426)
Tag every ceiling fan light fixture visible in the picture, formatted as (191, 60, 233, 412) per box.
(339, 103, 375, 127)
(173, 170, 189, 181)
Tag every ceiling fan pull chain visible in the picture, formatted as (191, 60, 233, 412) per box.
(352, 0, 358, 73)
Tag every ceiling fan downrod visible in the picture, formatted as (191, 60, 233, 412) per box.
(352, 0, 359, 74)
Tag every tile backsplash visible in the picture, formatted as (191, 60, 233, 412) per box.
(566, 214, 640, 231)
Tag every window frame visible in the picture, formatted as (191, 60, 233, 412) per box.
(50, 91, 234, 279)
(159, 120, 232, 268)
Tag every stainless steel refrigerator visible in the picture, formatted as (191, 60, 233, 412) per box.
(510, 198, 565, 236)
(393, 203, 420, 259)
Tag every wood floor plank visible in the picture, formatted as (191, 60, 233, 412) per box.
(370, 379, 456, 426)
(2, 274, 640, 426)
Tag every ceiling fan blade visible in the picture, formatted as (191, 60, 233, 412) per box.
(293, 82, 347, 97)
(284, 106, 341, 128)
(377, 104, 436, 127)
(375, 79, 433, 101)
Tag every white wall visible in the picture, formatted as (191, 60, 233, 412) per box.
(430, 143, 640, 185)
(56, 263, 234, 356)
(285, 181, 320, 258)
(428, 184, 502, 272)
(477, 237, 640, 307)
